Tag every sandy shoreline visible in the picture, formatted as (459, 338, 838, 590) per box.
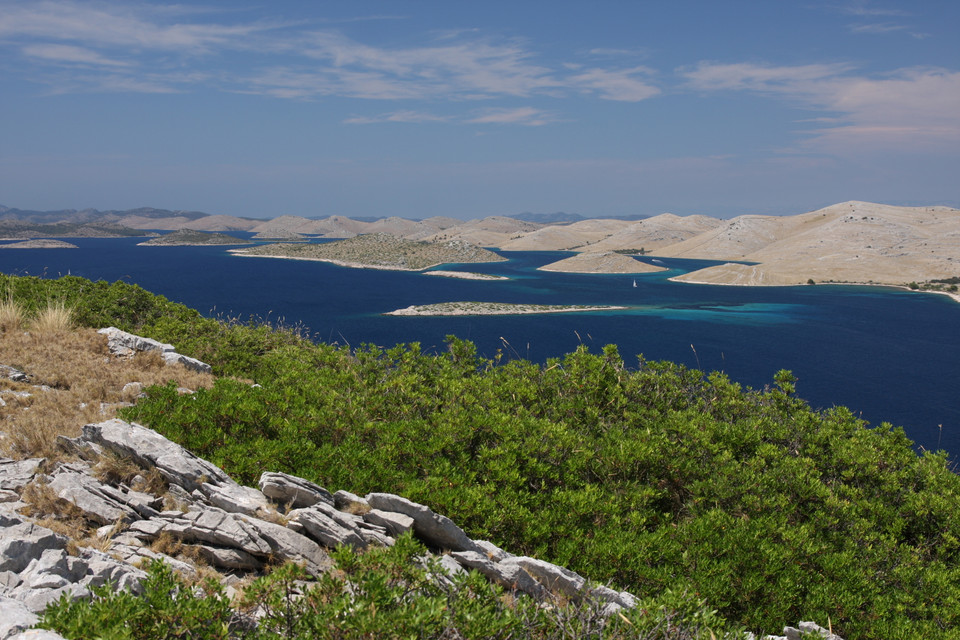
(424, 270, 509, 280)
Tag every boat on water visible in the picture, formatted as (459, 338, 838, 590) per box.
(632, 279, 637, 287)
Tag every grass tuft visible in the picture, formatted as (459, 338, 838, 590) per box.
(0, 295, 26, 332)
(30, 301, 74, 335)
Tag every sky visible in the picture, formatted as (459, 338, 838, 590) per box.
(1, 1, 958, 220)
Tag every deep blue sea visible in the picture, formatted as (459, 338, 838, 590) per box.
(2, 236, 958, 458)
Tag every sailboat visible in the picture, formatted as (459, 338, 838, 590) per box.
(632, 279, 637, 288)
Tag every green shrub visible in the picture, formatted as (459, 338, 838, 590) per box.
(38, 560, 236, 640)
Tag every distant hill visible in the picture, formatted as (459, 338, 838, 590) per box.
(0, 219, 149, 239)
(3, 202, 957, 289)
(138, 229, 252, 246)
(510, 212, 650, 223)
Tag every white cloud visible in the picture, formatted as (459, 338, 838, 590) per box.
(466, 107, 560, 126)
(22, 43, 131, 67)
(848, 22, 906, 34)
(683, 62, 854, 92)
(683, 62, 960, 153)
(832, 1, 909, 17)
(343, 110, 450, 124)
(0, 0, 663, 110)
(567, 67, 659, 101)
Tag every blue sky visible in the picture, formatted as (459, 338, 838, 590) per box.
(1, 1, 958, 220)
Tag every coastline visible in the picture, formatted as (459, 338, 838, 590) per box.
(229, 250, 431, 271)
(669, 275, 960, 304)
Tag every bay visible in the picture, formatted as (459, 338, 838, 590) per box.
(2, 236, 958, 457)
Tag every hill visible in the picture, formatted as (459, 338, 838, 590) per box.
(138, 229, 252, 246)
(232, 233, 506, 270)
(662, 202, 960, 287)
(2, 201, 957, 290)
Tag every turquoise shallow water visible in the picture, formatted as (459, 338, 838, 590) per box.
(2, 237, 958, 457)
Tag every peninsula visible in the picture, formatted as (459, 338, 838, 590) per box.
(231, 233, 506, 271)
(386, 301, 627, 316)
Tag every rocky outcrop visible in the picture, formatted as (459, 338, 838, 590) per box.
(0, 417, 844, 639)
(97, 327, 211, 374)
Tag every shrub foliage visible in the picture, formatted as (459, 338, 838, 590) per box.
(6, 274, 960, 639)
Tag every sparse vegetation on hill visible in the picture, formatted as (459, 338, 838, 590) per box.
(139, 229, 252, 246)
(3, 273, 960, 639)
(233, 233, 506, 271)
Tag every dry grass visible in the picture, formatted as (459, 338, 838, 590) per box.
(20, 482, 94, 548)
(0, 327, 215, 461)
(0, 296, 26, 333)
(30, 301, 74, 335)
(94, 452, 168, 495)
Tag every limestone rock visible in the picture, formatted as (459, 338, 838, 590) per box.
(258, 472, 334, 509)
(161, 352, 212, 374)
(127, 507, 332, 577)
(0, 596, 38, 639)
(0, 459, 43, 492)
(500, 557, 585, 600)
(365, 493, 480, 552)
(194, 545, 263, 571)
(473, 539, 512, 562)
(47, 466, 160, 525)
(0, 519, 67, 574)
(239, 514, 334, 577)
(333, 490, 368, 512)
(450, 551, 547, 600)
(363, 509, 414, 537)
(97, 327, 211, 373)
(288, 506, 367, 550)
(200, 482, 270, 517)
(81, 419, 232, 492)
(98, 327, 175, 357)
(0, 365, 29, 383)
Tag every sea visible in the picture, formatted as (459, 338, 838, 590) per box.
(2, 235, 958, 458)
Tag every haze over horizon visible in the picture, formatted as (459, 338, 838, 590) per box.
(1, 0, 958, 221)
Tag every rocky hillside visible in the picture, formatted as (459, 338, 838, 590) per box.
(0, 327, 835, 640)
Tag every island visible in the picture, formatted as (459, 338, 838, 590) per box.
(386, 301, 628, 316)
(0, 221, 148, 239)
(230, 233, 506, 271)
(538, 251, 668, 274)
(138, 229, 253, 246)
(424, 270, 509, 280)
(0, 239, 78, 249)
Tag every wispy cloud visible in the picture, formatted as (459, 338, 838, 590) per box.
(683, 62, 960, 152)
(465, 107, 560, 126)
(343, 110, 450, 124)
(567, 67, 659, 101)
(831, 1, 910, 17)
(0, 0, 275, 53)
(22, 43, 132, 67)
(848, 22, 906, 34)
(0, 0, 662, 116)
